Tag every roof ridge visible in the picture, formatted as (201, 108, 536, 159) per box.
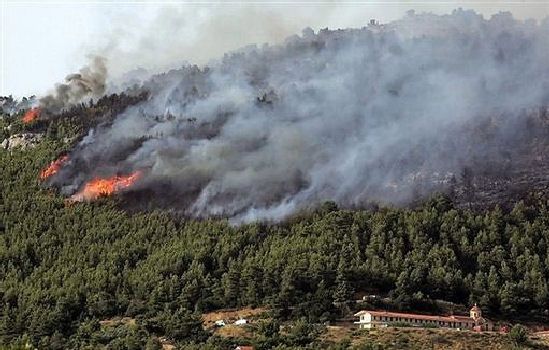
(354, 309, 474, 322)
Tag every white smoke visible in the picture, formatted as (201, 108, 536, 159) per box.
(53, 9, 549, 222)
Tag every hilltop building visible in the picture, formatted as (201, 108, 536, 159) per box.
(354, 304, 495, 331)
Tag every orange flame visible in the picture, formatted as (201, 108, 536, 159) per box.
(22, 107, 41, 124)
(71, 171, 142, 202)
(40, 155, 69, 180)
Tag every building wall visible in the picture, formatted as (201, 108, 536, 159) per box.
(356, 314, 476, 330)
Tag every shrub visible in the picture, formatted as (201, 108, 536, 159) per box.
(390, 322, 413, 328)
(509, 324, 528, 344)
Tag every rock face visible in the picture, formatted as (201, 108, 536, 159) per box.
(1, 133, 43, 150)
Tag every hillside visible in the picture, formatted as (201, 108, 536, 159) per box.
(1, 104, 549, 348)
(2, 9, 549, 349)
(17, 10, 549, 223)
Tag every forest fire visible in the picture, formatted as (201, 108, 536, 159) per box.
(40, 156, 69, 180)
(70, 171, 142, 202)
(22, 107, 41, 124)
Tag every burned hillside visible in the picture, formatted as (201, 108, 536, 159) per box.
(13, 9, 549, 221)
(451, 106, 549, 210)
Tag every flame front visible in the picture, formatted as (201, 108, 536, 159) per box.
(71, 171, 142, 201)
(22, 108, 41, 124)
(40, 156, 69, 180)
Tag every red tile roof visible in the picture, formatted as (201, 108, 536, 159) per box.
(354, 310, 474, 324)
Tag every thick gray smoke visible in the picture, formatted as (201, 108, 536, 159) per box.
(39, 56, 108, 114)
(51, 10, 549, 222)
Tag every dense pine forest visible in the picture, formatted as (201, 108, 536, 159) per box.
(1, 101, 549, 349)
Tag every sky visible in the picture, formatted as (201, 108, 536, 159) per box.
(2, 0, 549, 98)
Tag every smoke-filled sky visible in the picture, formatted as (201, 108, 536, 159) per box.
(2, 1, 549, 97)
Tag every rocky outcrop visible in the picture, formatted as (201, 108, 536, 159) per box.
(1, 133, 43, 150)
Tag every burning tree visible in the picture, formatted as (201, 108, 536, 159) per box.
(40, 156, 69, 180)
(22, 107, 41, 124)
(70, 171, 142, 201)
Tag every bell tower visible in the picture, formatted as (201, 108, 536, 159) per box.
(470, 303, 482, 320)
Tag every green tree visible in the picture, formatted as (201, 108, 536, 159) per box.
(509, 324, 528, 345)
(160, 309, 209, 343)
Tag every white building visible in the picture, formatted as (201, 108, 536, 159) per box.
(354, 304, 494, 331)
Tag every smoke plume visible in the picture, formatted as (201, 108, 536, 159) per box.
(50, 10, 549, 222)
(39, 56, 108, 114)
